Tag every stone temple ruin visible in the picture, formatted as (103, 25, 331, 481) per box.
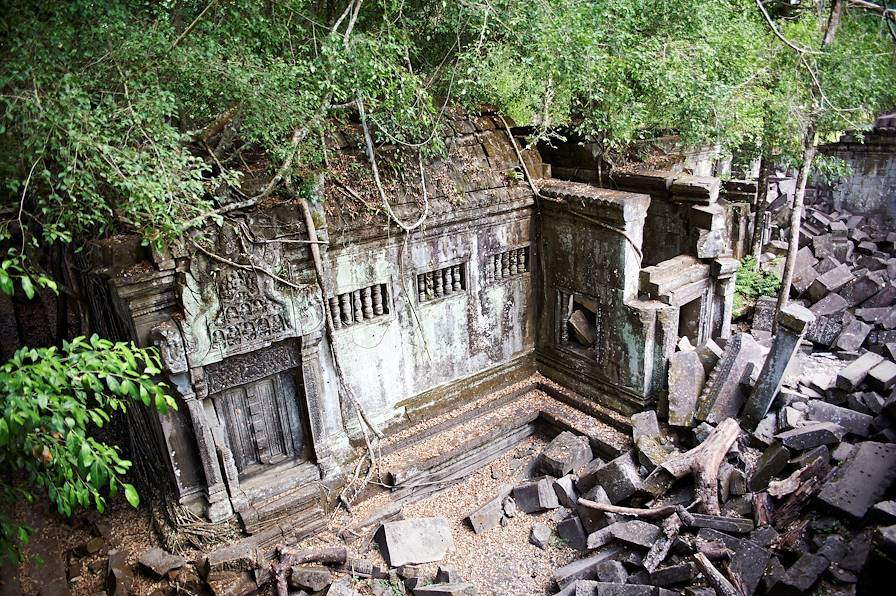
(72, 110, 896, 594)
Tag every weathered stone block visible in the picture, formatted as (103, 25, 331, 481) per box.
(748, 443, 790, 491)
(557, 515, 588, 551)
(818, 441, 896, 518)
(137, 547, 186, 579)
(289, 565, 332, 592)
(834, 319, 872, 352)
(530, 523, 551, 549)
(868, 359, 896, 392)
(631, 411, 660, 443)
(539, 431, 593, 477)
(806, 400, 873, 437)
(775, 422, 845, 450)
(836, 351, 884, 390)
(589, 451, 641, 504)
(552, 546, 625, 588)
(696, 333, 764, 423)
(513, 477, 560, 513)
(377, 517, 454, 567)
(553, 475, 579, 508)
(807, 264, 854, 303)
(610, 520, 662, 548)
(466, 485, 512, 533)
(667, 350, 705, 427)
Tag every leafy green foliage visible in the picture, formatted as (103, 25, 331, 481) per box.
(0, 336, 176, 562)
(734, 256, 782, 318)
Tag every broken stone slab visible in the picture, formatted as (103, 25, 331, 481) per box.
(862, 282, 896, 308)
(539, 431, 593, 477)
(818, 441, 896, 518)
(769, 553, 829, 596)
(202, 541, 258, 577)
(631, 411, 660, 443)
(667, 350, 705, 427)
(377, 517, 454, 567)
(569, 310, 596, 346)
(841, 274, 885, 307)
(697, 528, 770, 595)
(695, 339, 723, 375)
(636, 435, 669, 470)
(808, 264, 855, 303)
(775, 422, 845, 450)
(571, 581, 657, 596)
(552, 545, 626, 588)
(834, 319, 872, 352)
(587, 451, 641, 504)
(742, 304, 814, 430)
(585, 524, 618, 550)
(553, 475, 579, 508)
(748, 443, 791, 491)
(289, 565, 332, 592)
(868, 359, 896, 392)
(805, 313, 846, 347)
(412, 583, 478, 596)
(137, 547, 186, 579)
(647, 562, 696, 587)
(809, 293, 848, 317)
(106, 549, 133, 596)
(513, 477, 560, 513)
(557, 515, 588, 551)
(574, 458, 606, 494)
(466, 484, 512, 533)
(595, 560, 628, 584)
(696, 332, 764, 424)
(529, 523, 551, 549)
(836, 351, 885, 390)
(792, 266, 819, 296)
(577, 486, 615, 533)
(686, 514, 754, 534)
(805, 400, 873, 437)
(610, 520, 662, 548)
(752, 296, 778, 332)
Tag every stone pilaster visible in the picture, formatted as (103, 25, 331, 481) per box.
(711, 257, 741, 340)
(742, 304, 815, 430)
(301, 330, 341, 478)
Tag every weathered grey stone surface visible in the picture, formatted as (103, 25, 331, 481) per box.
(552, 546, 625, 588)
(635, 435, 669, 470)
(553, 475, 579, 508)
(412, 583, 478, 596)
(808, 264, 855, 303)
(748, 442, 791, 491)
(806, 400, 873, 437)
(577, 486, 615, 533)
(868, 359, 896, 392)
(530, 523, 551, 549)
(686, 514, 753, 533)
(288, 565, 332, 592)
(539, 432, 593, 477)
(513, 477, 560, 513)
(696, 333, 764, 423)
(589, 451, 641, 504)
(818, 441, 896, 518)
(595, 560, 628, 584)
(776, 422, 845, 450)
(771, 553, 829, 594)
(557, 515, 588, 551)
(742, 304, 814, 430)
(697, 528, 770, 596)
(137, 547, 186, 579)
(809, 293, 848, 316)
(836, 351, 885, 390)
(630, 411, 660, 443)
(466, 485, 512, 533)
(667, 350, 705, 427)
(610, 520, 662, 548)
(574, 581, 656, 595)
(835, 319, 872, 352)
(378, 517, 454, 567)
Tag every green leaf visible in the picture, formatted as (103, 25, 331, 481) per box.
(20, 276, 35, 300)
(123, 483, 140, 508)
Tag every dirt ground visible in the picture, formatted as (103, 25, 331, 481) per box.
(3, 434, 586, 596)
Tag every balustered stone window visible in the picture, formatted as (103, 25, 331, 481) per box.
(416, 263, 467, 303)
(485, 246, 530, 282)
(328, 283, 390, 329)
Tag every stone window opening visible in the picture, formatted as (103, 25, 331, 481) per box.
(486, 246, 530, 282)
(328, 282, 390, 330)
(678, 295, 704, 345)
(558, 290, 599, 358)
(417, 262, 467, 303)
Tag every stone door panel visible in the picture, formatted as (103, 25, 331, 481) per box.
(213, 370, 307, 476)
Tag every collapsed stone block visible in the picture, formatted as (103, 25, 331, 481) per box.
(776, 422, 845, 450)
(513, 477, 560, 513)
(377, 517, 454, 567)
(696, 333, 764, 423)
(667, 350, 705, 427)
(588, 451, 641, 504)
(836, 351, 885, 390)
(834, 319, 872, 352)
(818, 441, 896, 518)
(539, 431, 593, 477)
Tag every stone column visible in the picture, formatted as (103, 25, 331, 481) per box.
(183, 389, 233, 521)
(302, 330, 341, 478)
(742, 304, 815, 430)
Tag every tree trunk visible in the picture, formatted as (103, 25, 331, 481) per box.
(773, 127, 817, 333)
(749, 153, 770, 261)
(773, 0, 841, 331)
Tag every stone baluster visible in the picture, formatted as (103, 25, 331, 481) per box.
(452, 265, 462, 291)
(519, 247, 528, 272)
(362, 287, 373, 319)
(434, 269, 443, 297)
(493, 255, 502, 279)
(373, 284, 384, 315)
(425, 272, 434, 300)
(353, 290, 363, 323)
(509, 250, 518, 275)
(329, 297, 342, 330)
(440, 268, 450, 294)
(501, 251, 510, 277)
(339, 293, 352, 326)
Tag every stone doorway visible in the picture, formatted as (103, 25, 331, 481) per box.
(678, 295, 704, 345)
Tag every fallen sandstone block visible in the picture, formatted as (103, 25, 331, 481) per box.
(539, 431, 592, 477)
(377, 517, 454, 567)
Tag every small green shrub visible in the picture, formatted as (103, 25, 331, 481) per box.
(734, 256, 781, 318)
